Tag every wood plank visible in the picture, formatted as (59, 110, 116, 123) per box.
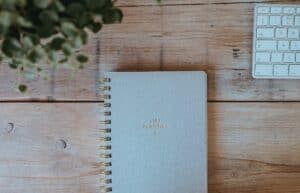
(50, 35, 99, 101)
(116, 0, 296, 6)
(0, 5, 208, 101)
(99, 5, 208, 71)
(0, 103, 102, 193)
(2, 3, 300, 101)
(101, 3, 300, 102)
(1, 103, 300, 192)
(207, 4, 300, 101)
(0, 36, 100, 101)
(116, 0, 206, 6)
(209, 0, 295, 4)
(209, 102, 300, 193)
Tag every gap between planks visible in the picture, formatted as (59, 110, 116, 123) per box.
(1, 100, 300, 103)
(116, 0, 283, 8)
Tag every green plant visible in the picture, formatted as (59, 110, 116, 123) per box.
(0, 0, 122, 92)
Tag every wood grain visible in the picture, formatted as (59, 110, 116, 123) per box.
(207, 4, 300, 101)
(1, 103, 300, 193)
(1, 1, 300, 193)
(116, 0, 206, 6)
(0, 103, 103, 193)
(99, 5, 208, 71)
(0, 5, 208, 101)
(0, 35, 100, 101)
(209, 0, 296, 4)
(2, 2, 300, 101)
(1, 2, 300, 101)
(115, 0, 290, 6)
(0, 4, 229, 101)
(209, 103, 300, 193)
(116, 0, 300, 7)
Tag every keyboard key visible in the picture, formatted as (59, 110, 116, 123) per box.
(290, 65, 300, 76)
(291, 41, 300, 50)
(257, 15, 269, 25)
(258, 7, 270, 13)
(274, 65, 289, 76)
(271, 7, 282, 14)
(283, 7, 295, 14)
(283, 53, 295, 62)
(256, 52, 270, 62)
(257, 28, 274, 38)
(282, 16, 294, 26)
(278, 40, 289, 51)
(271, 52, 282, 62)
(296, 53, 300, 62)
(295, 16, 300, 26)
(255, 64, 273, 76)
(270, 16, 281, 25)
(275, 28, 287, 38)
(256, 40, 277, 50)
(288, 28, 299, 38)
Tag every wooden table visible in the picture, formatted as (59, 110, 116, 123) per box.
(1, 1, 300, 193)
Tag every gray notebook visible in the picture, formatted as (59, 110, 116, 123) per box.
(101, 71, 207, 193)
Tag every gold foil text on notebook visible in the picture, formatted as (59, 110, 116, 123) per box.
(142, 118, 167, 129)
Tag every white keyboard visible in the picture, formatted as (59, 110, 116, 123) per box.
(253, 4, 300, 79)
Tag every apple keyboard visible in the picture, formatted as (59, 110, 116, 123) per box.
(253, 4, 300, 79)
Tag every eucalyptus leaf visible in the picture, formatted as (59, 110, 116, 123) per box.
(22, 36, 34, 50)
(88, 22, 102, 33)
(66, 3, 85, 19)
(61, 22, 78, 37)
(37, 23, 56, 38)
(54, 1, 65, 12)
(2, 38, 22, 57)
(16, 0, 27, 7)
(76, 54, 88, 63)
(102, 8, 123, 24)
(0, 11, 12, 28)
(37, 67, 42, 72)
(80, 30, 88, 44)
(48, 50, 58, 64)
(9, 62, 18, 69)
(71, 35, 83, 48)
(39, 10, 59, 23)
(85, 0, 106, 10)
(33, 0, 51, 9)
(29, 45, 46, 62)
(18, 84, 27, 93)
(58, 57, 68, 64)
(62, 43, 73, 56)
(78, 12, 92, 28)
(49, 37, 65, 50)
(26, 33, 40, 45)
(16, 16, 32, 27)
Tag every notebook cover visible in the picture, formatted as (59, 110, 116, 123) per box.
(106, 71, 207, 193)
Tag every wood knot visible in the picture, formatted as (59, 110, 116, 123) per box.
(56, 139, 67, 150)
(231, 171, 237, 177)
(232, 48, 241, 58)
(4, 122, 14, 134)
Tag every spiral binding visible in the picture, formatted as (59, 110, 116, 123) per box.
(99, 77, 112, 193)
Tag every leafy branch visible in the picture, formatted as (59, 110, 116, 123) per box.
(0, 0, 122, 92)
